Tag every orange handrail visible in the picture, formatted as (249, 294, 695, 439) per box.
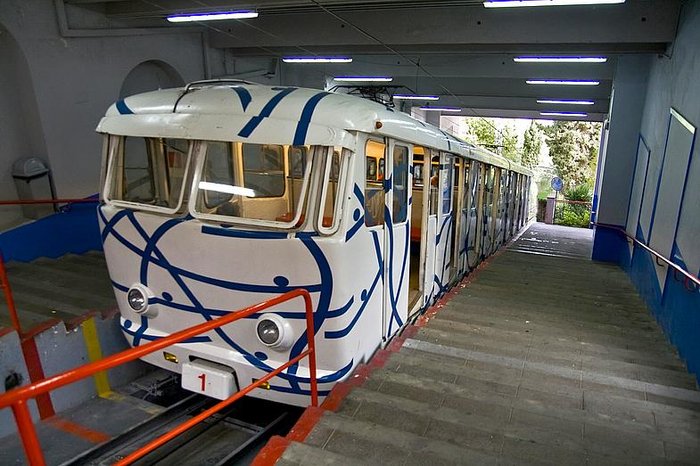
(0, 289, 318, 466)
(0, 251, 22, 336)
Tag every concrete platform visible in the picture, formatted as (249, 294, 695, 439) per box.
(259, 223, 700, 466)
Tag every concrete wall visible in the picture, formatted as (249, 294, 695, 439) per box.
(593, 0, 700, 381)
(0, 1, 222, 228)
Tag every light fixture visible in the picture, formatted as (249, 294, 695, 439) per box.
(199, 181, 256, 198)
(527, 80, 600, 86)
(540, 112, 588, 117)
(166, 10, 258, 22)
(393, 94, 440, 101)
(420, 106, 462, 112)
(255, 314, 293, 350)
(515, 56, 607, 63)
(334, 76, 393, 82)
(537, 99, 595, 105)
(283, 57, 352, 63)
(127, 284, 157, 317)
(484, 0, 625, 8)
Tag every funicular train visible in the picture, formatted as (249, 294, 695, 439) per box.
(96, 80, 534, 406)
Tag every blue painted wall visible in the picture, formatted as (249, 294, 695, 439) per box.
(0, 201, 102, 262)
(593, 1, 700, 384)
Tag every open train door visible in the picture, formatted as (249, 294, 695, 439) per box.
(381, 140, 412, 340)
(422, 150, 439, 305)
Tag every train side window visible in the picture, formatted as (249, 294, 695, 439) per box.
(318, 147, 350, 233)
(442, 155, 454, 214)
(193, 142, 314, 227)
(242, 144, 285, 197)
(392, 145, 409, 224)
(107, 136, 190, 212)
(201, 141, 235, 209)
(365, 139, 386, 227)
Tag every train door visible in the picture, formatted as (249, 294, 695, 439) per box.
(434, 152, 456, 294)
(458, 160, 471, 275)
(482, 165, 495, 257)
(409, 147, 427, 315)
(382, 140, 412, 340)
(465, 160, 481, 270)
(451, 159, 464, 281)
(423, 151, 439, 304)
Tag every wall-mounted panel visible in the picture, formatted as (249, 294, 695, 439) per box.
(675, 145, 700, 277)
(648, 109, 696, 293)
(626, 136, 650, 257)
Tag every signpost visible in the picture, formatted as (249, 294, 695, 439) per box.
(551, 177, 563, 223)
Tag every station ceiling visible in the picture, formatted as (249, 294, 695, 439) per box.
(63, 0, 682, 121)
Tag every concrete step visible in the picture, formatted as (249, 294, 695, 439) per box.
(431, 311, 687, 372)
(445, 293, 662, 334)
(304, 409, 503, 466)
(0, 252, 116, 331)
(340, 385, 673, 465)
(388, 343, 700, 415)
(277, 441, 366, 466)
(417, 322, 697, 389)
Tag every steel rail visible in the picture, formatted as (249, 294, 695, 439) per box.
(595, 222, 700, 290)
(0, 288, 317, 466)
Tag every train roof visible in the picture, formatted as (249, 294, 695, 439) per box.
(96, 80, 530, 174)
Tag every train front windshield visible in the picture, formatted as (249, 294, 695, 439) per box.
(103, 136, 348, 231)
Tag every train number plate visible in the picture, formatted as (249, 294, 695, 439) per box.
(182, 360, 236, 400)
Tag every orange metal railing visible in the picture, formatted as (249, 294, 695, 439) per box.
(0, 289, 318, 466)
(0, 251, 22, 336)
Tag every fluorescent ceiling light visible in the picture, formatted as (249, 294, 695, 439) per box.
(283, 57, 352, 63)
(198, 181, 256, 198)
(420, 106, 462, 112)
(537, 99, 595, 105)
(393, 94, 440, 101)
(515, 56, 607, 63)
(334, 76, 393, 82)
(167, 11, 258, 22)
(484, 0, 625, 8)
(527, 80, 600, 86)
(540, 112, 588, 117)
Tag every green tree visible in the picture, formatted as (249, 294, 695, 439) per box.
(522, 121, 543, 168)
(465, 118, 496, 150)
(501, 125, 519, 163)
(543, 121, 602, 189)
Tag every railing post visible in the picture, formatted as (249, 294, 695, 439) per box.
(303, 292, 318, 407)
(0, 250, 22, 336)
(12, 400, 45, 466)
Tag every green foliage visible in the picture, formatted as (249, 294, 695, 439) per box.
(465, 118, 496, 149)
(501, 125, 519, 163)
(564, 183, 593, 202)
(522, 121, 543, 168)
(543, 121, 602, 189)
(554, 183, 593, 228)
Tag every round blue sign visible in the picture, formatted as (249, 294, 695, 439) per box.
(551, 176, 564, 192)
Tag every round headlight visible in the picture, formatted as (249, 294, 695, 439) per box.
(257, 319, 281, 346)
(127, 288, 147, 312)
(255, 314, 293, 350)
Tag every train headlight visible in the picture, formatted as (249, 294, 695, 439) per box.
(256, 314, 292, 350)
(127, 284, 156, 317)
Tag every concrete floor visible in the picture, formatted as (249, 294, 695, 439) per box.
(276, 223, 700, 465)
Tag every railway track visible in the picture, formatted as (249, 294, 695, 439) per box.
(63, 374, 299, 466)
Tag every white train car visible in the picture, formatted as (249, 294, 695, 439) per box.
(96, 80, 533, 406)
